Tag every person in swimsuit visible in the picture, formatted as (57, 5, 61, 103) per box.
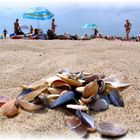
(51, 18, 57, 33)
(124, 19, 132, 40)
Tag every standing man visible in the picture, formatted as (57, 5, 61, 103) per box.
(124, 19, 132, 40)
(14, 19, 20, 34)
(3, 29, 8, 39)
(51, 18, 57, 33)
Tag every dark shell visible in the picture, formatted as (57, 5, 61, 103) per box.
(89, 99, 109, 112)
(108, 90, 124, 107)
(65, 117, 88, 137)
(97, 122, 128, 137)
(97, 80, 105, 93)
(16, 88, 32, 99)
(49, 91, 76, 109)
(76, 110, 94, 128)
(99, 94, 111, 104)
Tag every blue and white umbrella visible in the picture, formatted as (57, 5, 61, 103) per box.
(23, 7, 54, 29)
(83, 24, 97, 29)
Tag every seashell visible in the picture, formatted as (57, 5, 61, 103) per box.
(89, 99, 109, 112)
(76, 110, 95, 129)
(21, 78, 48, 90)
(108, 90, 124, 107)
(83, 74, 105, 83)
(57, 74, 82, 87)
(16, 88, 32, 99)
(49, 91, 76, 109)
(0, 96, 12, 107)
(83, 81, 98, 98)
(0, 100, 19, 117)
(65, 117, 88, 137)
(66, 104, 89, 111)
(51, 80, 71, 90)
(81, 94, 100, 104)
(47, 94, 60, 99)
(22, 85, 48, 102)
(33, 93, 49, 107)
(46, 76, 62, 86)
(97, 80, 105, 93)
(96, 122, 128, 137)
(103, 75, 131, 88)
(48, 87, 64, 94)
(99, 94, 111, 104)
(17, 99, 43, 111)
(76, 87, 85, 93)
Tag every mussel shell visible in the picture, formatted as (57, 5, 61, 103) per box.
(57, 74, 82, 87)
(97, 80, 105, 93)
(83, 81, 98, 98)
(99, 94, 111, 104)
(97, 122, 128, 137)
(21, 78, 48, 90)
(16, 88, 32, 99)
(0, 100, 19, 117)
(49, 91, 76, 109)
(48, 87, 64, 94)
(76, 110, 94, 128)
(22, 85, 48, 102)
(108, 90, 124, 107)
(89, 99, 109, 112)
(0, 96, 12, 107)
(65, 117, 88, 137)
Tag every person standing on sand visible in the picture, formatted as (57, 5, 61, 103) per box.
(51, 18, 57, 33)
(124, 19, 132, 40)
(3, 29, 8, 39)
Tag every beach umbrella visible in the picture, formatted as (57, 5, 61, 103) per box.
(23, 7, 54, 29)
(83, 24, 97, 29)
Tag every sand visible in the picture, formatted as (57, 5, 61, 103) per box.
(0, 39, 140, 139)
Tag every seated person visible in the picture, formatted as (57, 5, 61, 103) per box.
(47, 29, 58, 40)
(30, 29, 39, 39)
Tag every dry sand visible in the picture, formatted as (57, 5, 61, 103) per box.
(0, 39, 140, 139)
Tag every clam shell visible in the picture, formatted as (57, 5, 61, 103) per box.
(103, 75, 131, 88)
(49, 91, 76, 109)
(17, 99, 43, 111)
(21, 78, 48, 90)
(83, 81, 98, 98)
(0, 100, 19, 117)
(97, 122, 128, 137)
(65, 117, 88, 137)
(57, 74, 82, 87)
(108, 90, 124, 107)
(66, 104, 89, 111)
(0, 96, 12, 107)
(51, 80, 71, 90)
(84, 74, 105, 83)
(76, 87, 85, 93)
(89, 99, 109, 112)
(22, 85, 48, 102)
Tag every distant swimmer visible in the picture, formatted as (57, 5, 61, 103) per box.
(124, 19, 132, 40)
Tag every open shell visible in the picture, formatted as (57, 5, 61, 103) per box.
(0, 100, 19, 117)
(57, 74, 82, 87)
(65, 117, 88, 137)
(66, 104, 89, 111)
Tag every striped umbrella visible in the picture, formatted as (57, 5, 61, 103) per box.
(83, 24, 97, 29)
(23, 7, 54, 29)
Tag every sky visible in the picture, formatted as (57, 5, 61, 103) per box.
(0, 0, 140, 36)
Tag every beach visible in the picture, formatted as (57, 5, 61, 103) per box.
(0, 39, 140, 139)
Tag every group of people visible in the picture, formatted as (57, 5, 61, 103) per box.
(1, 18, 139, 41)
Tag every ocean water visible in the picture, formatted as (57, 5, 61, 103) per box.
(0, 4, 140, 37)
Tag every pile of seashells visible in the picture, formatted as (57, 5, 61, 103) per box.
(0, 70, 131, 138)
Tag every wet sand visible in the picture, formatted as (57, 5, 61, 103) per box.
(0, 39, 140, 139)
